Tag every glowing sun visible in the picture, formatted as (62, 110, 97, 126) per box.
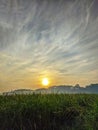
(42, 78, 49, 86)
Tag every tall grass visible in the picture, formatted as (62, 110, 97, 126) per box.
(0, 94, 98, 130)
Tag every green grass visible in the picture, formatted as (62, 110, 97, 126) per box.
(0, 94, 98, 130)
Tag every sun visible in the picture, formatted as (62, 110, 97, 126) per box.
(42, 78, 49, 86)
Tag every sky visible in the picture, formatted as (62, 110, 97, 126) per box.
(0, 0, 98, 92)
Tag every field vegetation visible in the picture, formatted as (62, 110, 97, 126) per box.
(0, 94, 98, 130)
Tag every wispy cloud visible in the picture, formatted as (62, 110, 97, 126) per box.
(0, 0, 98, 92)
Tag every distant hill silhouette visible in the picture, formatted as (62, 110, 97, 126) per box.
(3, 84, 98, 95)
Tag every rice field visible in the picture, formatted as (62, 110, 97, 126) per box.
(0, 94, 98, 130)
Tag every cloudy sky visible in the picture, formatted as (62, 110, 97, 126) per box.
(0, 0, 98, 92)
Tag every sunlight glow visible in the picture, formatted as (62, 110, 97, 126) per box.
(42, 78, 49, 86)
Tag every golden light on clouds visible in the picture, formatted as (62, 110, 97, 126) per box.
(0, 0, 98, 93)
